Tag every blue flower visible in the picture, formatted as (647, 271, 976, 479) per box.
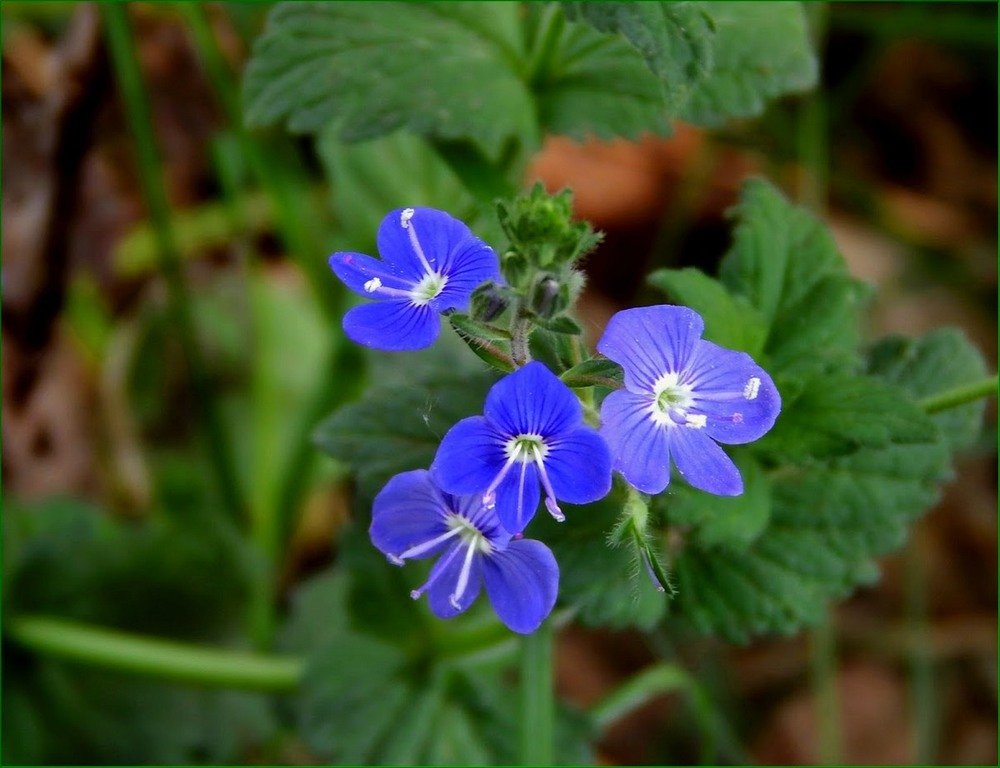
(370, 470, 558, 634)
(329, 207, 501, 351)
(597, 305, 780, 496)
(431, 361, 612, 534)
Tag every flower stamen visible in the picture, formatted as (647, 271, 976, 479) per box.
(449, 538, 479, 609)
(532, 446, 564, 522)
(400, 208, 437, 276)
(410, 542, 463, 600)
(386, 525, 463, 565)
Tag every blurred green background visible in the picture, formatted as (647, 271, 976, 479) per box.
(2, 2, 996, 764)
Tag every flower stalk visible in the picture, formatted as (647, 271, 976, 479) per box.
(520, 620, 555, 766)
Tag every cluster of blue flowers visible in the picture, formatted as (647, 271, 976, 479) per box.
(330, 207, 780, 634)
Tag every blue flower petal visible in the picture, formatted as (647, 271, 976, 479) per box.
(342, 300, 440, 351)
(377, 207, 477, 281)
(483, 539, 559, 634)
(670, 425, 743, 496)
(599, 389, 672, 494)
(683, 340, 782, 444)
(490, 461, 540, 534)
(431, 416, 507, 495)
(328, 251, 414, 297)
(370, 470, 450, 561)
(484, 361, 582, 437)
(597, 305, 704, 393)
(425, 542, 483, 620)
(544, 427, 612, 504)
(431, 239, 502, 313)
(451, 493, 513, 550)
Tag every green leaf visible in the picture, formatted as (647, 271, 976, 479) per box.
(244, 2, 535, 158)
(449, 314, 516, 372)
(279, 563, 590, 764)
(3, 498, 250, 639)
(680, 2, 818, 127)
(562, 2, 715, 114)
(318, 130, 502, 252)
(535, 314, 584, 335)
(2, 662, 275, 764)
(531, 486, 666, 630)
(560, 357, 624, 390)
(313, 341, 495, 501)
(667, 332, 963, 642)
(663, 451, 771, 550)
(2, 501, 270, 764)
(535, 17, 669, 140)
(757, 373, 938, 461)
(866, 328, 989, 451)
(647, 267, 767, 355)
(719, 178, 867, 377)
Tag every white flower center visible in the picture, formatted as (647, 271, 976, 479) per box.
(409, 272, 447, 305)
(649, 372, 704, 429)
(504, 433, 548, 462)
(446, 513, 493, 554)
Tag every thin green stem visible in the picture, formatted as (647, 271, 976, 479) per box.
(102, 4, 246, 526)
(905, 538, 938, 762)
(591, 663, 717, 763)
(809, 610, 842, 764)
(180, 2, 340, 320)
(526, 2, 565, 85)
(917, 375, 998, 414)
(7, 616, 303, 693)
(520, 621, 554, 766)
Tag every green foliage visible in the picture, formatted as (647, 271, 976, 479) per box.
(317, 130, 500, 252)
(867, 329, 988, 451)
(679, 2, 818, 126)
(561, 1, 715, 114)
(663, 451, 771, 551)
(313, 339, 496, 503)
(647, 267, 767, 355)
(244, 2, 817, 160)
(658, 179, 986, 642)
(280, 561, 593, 764)
(531, 487, 667, 630)
(2, 499, 271, 764)
(497, 183, 602, 277)
(718, 178, 867, 378)
(560, 357, 625, 390)
(532, 14, 669, 140)
(757, 372, 937, 461)
(244, 2, 535, 158)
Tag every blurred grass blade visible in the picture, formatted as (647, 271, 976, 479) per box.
(8, 615, 303, 692)
(101, 3, 246, 526)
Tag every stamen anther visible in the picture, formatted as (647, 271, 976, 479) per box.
(363, 277, 382, 293)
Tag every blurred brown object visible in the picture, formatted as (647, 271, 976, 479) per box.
(753, 662, 915, 765)
(2, 3, 103, 346)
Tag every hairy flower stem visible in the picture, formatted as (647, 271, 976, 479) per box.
(520, 620, 554, 765)
(510, 309, 533, 367)
(917, 375, 998, 414)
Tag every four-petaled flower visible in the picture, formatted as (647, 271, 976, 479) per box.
(329, 207, 501, 351)
(597, 305, 780, 496)
(370, 469, 558, 634)
(431, 361, 612, 534)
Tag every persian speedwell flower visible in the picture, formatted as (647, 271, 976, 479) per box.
(329, 207, 501, 351)
(431, 361, 612, 534)
(370, 470, 558, 634)
(598, 305, 780, 496)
